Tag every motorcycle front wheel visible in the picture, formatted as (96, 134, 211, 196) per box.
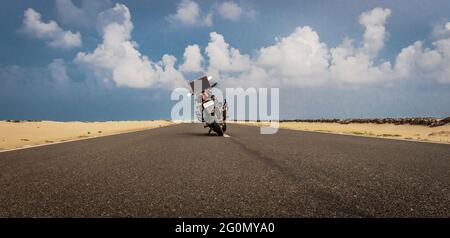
(212, 122, 224, 136)
(222, 123, 227, 133)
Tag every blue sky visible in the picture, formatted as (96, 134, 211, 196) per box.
(1, 0, 450, 120)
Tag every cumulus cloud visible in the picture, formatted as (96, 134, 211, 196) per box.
(217, 1, 256, 21)
(257, 26, 330, 86)
(168, 0, 212, 27)
(180, 44, 204, 73)
(200, 8, 395, 87)
(70, 5, 450, 91)
(75, 3, 185, 89)
(359, 8, 391, 57)
(21, 8, 82, 49)
(217, 1, 242, 21)
(328, 8, 393, 83)
(48, 59, 69, 83)
(55, 0, 113, 29)
(432, 21, 450, 40)
(394, 38, 450, 84)
(202, 28, 330, 87)
(197, 7, 450, 88)
(201, 28, 329, 88)
(203, 12, 214, 27)
(168, 0, 257, 27)
(205, 32, 252, 73)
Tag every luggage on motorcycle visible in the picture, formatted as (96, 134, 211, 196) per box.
(202, 100, 215, 114)
(189, 76, 211, 94)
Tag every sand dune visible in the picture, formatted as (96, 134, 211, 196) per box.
(0, 120, 174, 151)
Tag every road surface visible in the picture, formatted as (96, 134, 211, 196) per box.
(0, 123, 449, 217)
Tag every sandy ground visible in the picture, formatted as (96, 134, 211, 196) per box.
(0, 120, 174, 151)
(233, 121, 450, 144)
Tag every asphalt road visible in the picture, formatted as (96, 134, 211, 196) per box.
(0, 123, 449, 217)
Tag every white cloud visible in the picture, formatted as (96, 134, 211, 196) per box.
(217, 1, 242, 21)
(157, 55, 186, 85)
(328, 8, 393, 84)
(180, 44, 204, 73)
(169, 0, 212, 27)
(257, 26, 330, 86)
(394, 38, 450, 84)
(202, 27, 329, 88)
(199, 7, 450, 87)
(203, 12, 214, 27)
(203, 28, 330, 87)
(217, 1, 256, 21)
(205, 32, 252, 73)
(21, 8, 82, 49)
(168, 0, 257, 27)
(432, 21, 450, 39)
(48, 59, 69, 83)
(55, 0, 112, 29)
(73, 4, 450, 91)
(359, 7, 391, 57)
(330, 49, 393, 84)
(171, 0, 199, 25)
(75, 4, 185, 89)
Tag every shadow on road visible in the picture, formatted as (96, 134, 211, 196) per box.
(178, 132, 222, 137)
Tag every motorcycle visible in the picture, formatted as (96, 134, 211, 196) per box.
(189, 76, 227, 136)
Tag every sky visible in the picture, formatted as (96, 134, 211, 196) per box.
(1, 0, 450, 121)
